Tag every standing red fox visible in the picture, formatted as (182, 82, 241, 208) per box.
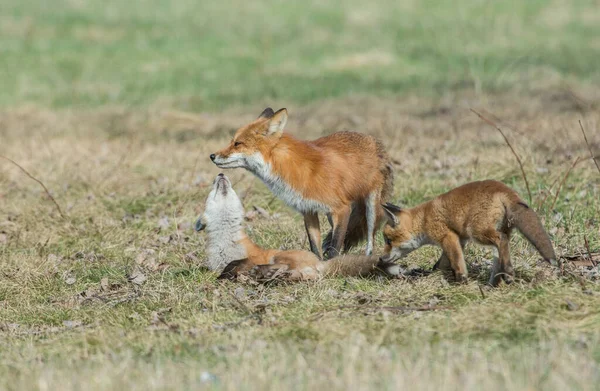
(379, 180, 557, 286)
(210, 108, 394, 259)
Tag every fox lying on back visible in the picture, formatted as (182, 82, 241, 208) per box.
(195, 173, 399, 280)
(380, 180, 557, 286)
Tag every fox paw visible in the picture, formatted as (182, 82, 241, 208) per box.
(454, 272, 468, 284)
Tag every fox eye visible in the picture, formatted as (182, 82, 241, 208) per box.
(384, 237, 391, 246)
(234, 141, 243, 147)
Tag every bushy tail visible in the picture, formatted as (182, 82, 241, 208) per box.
(509, 202, 557, 263)
(323, 143, 394, 251)
(321, 255, 401, 277)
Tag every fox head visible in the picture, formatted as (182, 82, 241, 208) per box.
(195, 173, 244, 233)
(380, 203, 420, 263)
(210, 107, 288, 169)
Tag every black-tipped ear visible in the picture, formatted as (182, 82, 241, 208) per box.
(258, 107, 275, 119)
(266, 108, 287, 136)
(384, 202, 402, 214)
(195, 217, 205, 232)
(381, 203, 399, 226)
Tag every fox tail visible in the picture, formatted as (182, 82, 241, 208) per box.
(509, 201, 557, 265)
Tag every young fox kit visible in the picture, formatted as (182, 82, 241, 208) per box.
(210, 108, 393, 260)
(380, 180, 556, 286)
(195, 174, 399, 280)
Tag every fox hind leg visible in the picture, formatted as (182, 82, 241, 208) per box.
(489, 232, 514, 286)
(324, 206, 351, 259)
(304, 213, 323, 260)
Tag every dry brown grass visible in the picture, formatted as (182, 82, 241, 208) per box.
(1, 89, 600, 390)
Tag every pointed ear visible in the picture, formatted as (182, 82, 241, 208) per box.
(384, 202, 403, 214)
(266, 108, 287, 136)
(195, 217, 205, 232)
(381, 203, 399, 226)
(258, 107, 275, 119)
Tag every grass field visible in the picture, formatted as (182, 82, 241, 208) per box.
(1, 1, 600, 390)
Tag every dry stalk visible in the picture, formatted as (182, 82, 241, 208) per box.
(550, 156, 580, 211)
(470, 109, 532, 203)
(579, 120, 600, 175)
(0, 154, 66, 219)
(536, 176, 560, 210)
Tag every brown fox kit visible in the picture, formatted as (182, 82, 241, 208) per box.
(210, 108, 394, 260)
(380, 180, 557, 286)
(195, 173, 399, 280)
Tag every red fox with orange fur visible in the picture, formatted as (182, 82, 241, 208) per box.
(380, 180, 557, 286)
(210, 108, 394, 259)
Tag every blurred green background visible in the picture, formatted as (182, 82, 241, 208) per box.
(1, 0, 599, 108)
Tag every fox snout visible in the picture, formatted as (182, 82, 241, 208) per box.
(210, 154, 216, 161)
(211, 173, 231, 196)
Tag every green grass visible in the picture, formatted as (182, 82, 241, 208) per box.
(1, 0, 599, 108)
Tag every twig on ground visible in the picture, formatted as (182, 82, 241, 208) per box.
(584, 236, 596, 267)
(470, 109, 532, 203)
(218, 282, 255, 315)
(0, 154, 66, 219)
(579, 120, 600, 175)
(338, 305, 451, 313)
(536, 176, 560, 210)
(478, 285, 486, 299)
(550, 157, 580, 210)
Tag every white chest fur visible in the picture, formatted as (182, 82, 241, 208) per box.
(245, 153, 330, 214)
(204, 227, 247, 273)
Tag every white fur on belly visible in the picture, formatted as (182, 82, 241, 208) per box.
(246, 153, 330, 214)
(204, 226, 247, 273)
(202, 186, 248, 272)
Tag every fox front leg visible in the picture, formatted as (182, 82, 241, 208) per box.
(440, 233, 468, 284)
(304, 213, 323, 260)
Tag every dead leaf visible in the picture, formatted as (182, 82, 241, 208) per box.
(234, 287, 246, 300)
(157, 217, 170, 230)
(200, 372, 218, 383)
(253, 206, 270, 218)
(47, 254, 62, 263)
(64, 273, 76, 285)
(63, 320, 82, 328)
(100, 277, 109, 291)
(565, 299, 578, 311)
(0, 233, 7, 244)
(136, 249, 160, 270)
(562, 252, 600, 268)
(158, 235, 171, 244)
(150, 307, 172, 326)
(177, 221, 192, 231)
(128, 267, 147, 285)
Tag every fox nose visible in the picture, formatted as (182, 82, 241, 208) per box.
(210, 154, 216, 161)
(218, 173, 224, 177)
